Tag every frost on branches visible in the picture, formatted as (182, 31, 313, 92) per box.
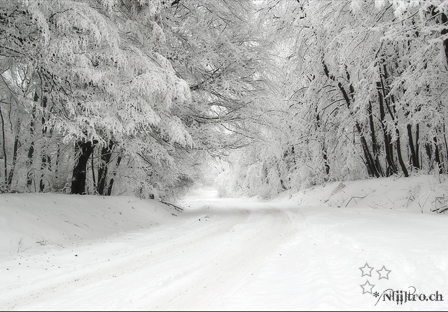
(215, 0, 448, 198)
(3, 0, 448, 200)
(0, 0, 195, 198)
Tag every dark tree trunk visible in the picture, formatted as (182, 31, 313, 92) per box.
(322, 148, 330, 176)
(395, 134, 409, 177)
(27, 96, 37, 189)
(322, 60, 380, 177)
(426, 6, 447, 173)
(0, 105, 7, 184)
(97, 141, 114, 195)
(416, 124, 420, 169)
(106, 155, 122, 196)
(376, 81, 397, 176)
(40, 96, 48, 192)
(356, 123, 380, 177)
(426, 143, 433, 171)
(380, 65, 408, 177)
(444, 127, 448, 167)
(407, 124, 420, 170)
(27, 142, 35, 188)
(91, 149, 96, 192)
(71, 141, 94, 195)
(39, 155, 51, 192)
(55, 144, 60, 180)
(7, 134, 19, 186)
(390, 98, 409, 177)
(434, 136, 443, 173)
(316, 113, 330, 176)
(368, 101, 384, 176)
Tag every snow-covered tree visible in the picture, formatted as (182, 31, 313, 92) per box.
(218, 0, 448, 197)
(5, 0, 448, 199)
(1, 0, 196, 198)
(162, 0, 276, 156)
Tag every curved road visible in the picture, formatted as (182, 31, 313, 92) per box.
(1, 195, 304, 310)
(1, 189, 447, 311)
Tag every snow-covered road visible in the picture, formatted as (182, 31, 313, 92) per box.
(1, 185, 447, 310)
(1, 197, 302, 310)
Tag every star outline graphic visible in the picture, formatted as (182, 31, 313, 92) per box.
(359, 262, 374, 277)
(377, 265, 391, 280)
(360, 280, 375, 294)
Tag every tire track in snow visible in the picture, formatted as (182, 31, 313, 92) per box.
(0, 207, 250, 310)
(148, 207, 301, 310)
(222, 207, 448, 311)
(221, 215, 370, 311)
(1, 206, 301, 310)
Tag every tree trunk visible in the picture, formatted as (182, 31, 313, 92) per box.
(0, 105, 7, 185)
(428, 6, 448, 66)
(27, 96, 37, 189)
(434, 136, 443, 173)
(356, 123, 380, 177)
(322, 60, 380, 177)
(322, 147, 330, 176)
(380, 65, 408, 177)
(395, 133, 409, 177)
(106, 155, 122, 196)
(368, 101, 384, 176)
(39, 155, 50, 192)
(316, 113, 330, 176)
(425, 142, 433, 171)
(40, 96, 49, 192)
(55, 144, 60, 180)
(97, 141, 114, 195)
(7, 134, 19, 186)
(389, 97, 409, 177)
(71, 141, 94, 195)
(407, 124, 420, 170)
(416, 124, 420, 169)
(376, 81, 397, 176)
(91, 149, 96, 192)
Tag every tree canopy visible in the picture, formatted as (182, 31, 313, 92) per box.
(1, 0, 448, 199)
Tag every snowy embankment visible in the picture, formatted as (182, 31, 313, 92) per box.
(273, 174, 448, 213)
(0, 175, 447, 311)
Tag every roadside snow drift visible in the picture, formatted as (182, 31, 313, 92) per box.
(0, 195, 181, 259)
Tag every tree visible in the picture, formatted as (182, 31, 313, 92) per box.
(219, 0, 448, 197)
(162, 0, 275, 156)
(0, 0, 196, 198)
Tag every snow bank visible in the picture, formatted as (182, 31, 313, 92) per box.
(0, 194, 180, 259)
(274, 174, 448, 213)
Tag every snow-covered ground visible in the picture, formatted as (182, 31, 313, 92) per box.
(0, 174, 447, 311)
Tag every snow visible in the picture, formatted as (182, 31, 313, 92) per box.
(0, 175, 448, 311)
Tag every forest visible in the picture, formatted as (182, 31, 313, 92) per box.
(1, 0, 448, 200)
